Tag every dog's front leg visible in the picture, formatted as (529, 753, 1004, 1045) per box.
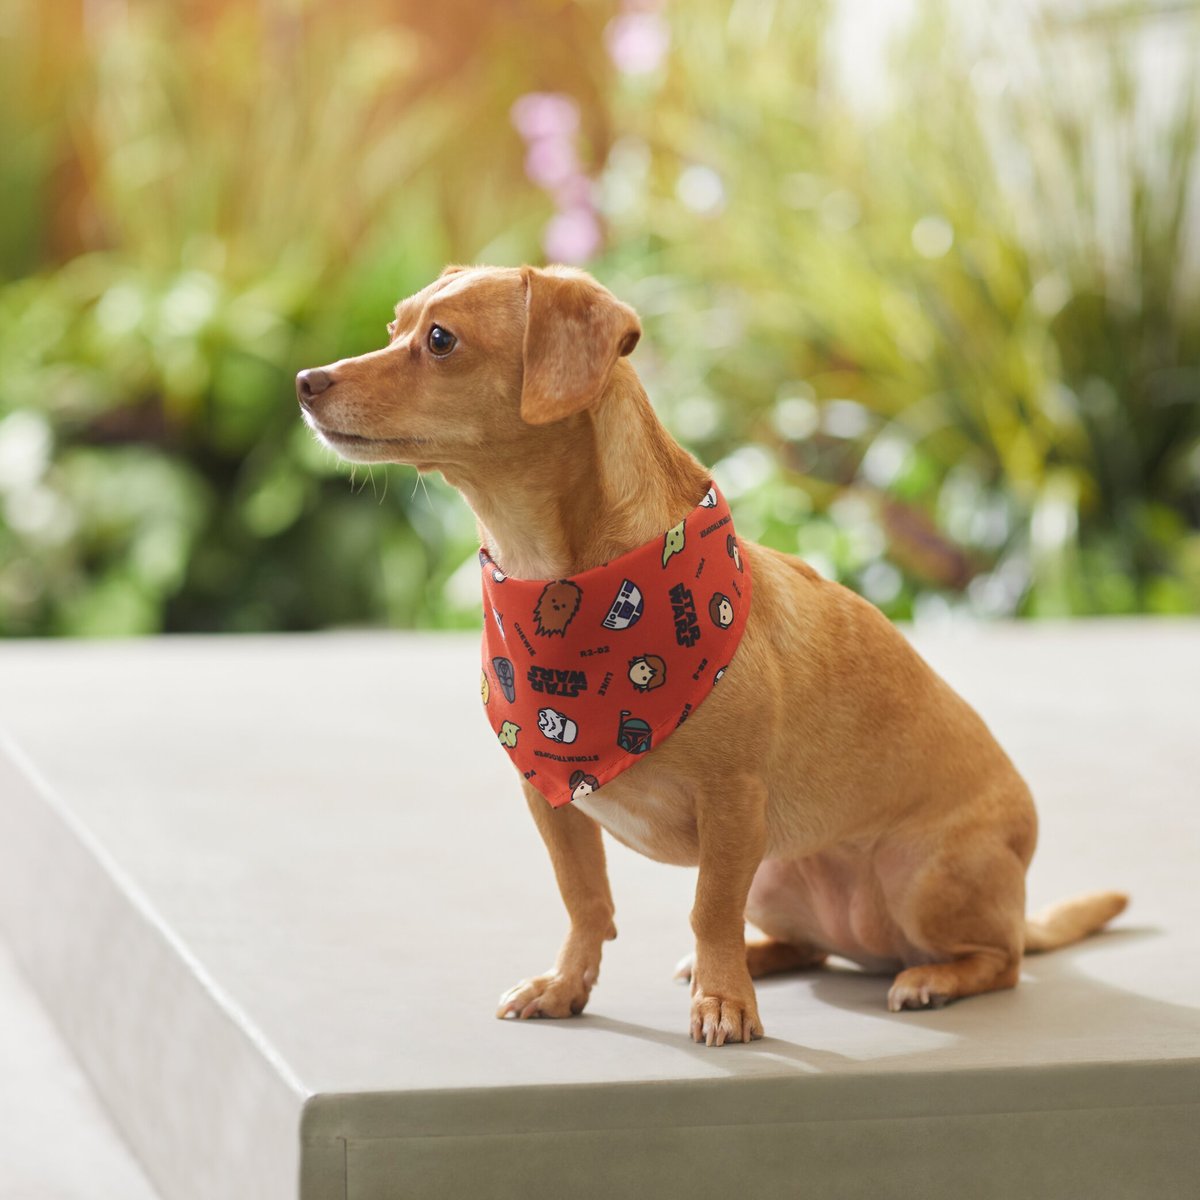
(496, 782, 617, 1021)
(689, 777, 768, 1045)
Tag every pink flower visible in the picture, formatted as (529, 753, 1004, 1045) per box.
(543, 207, 603, 265)
(604, 12, 670, 75)
(524, 137, 580, 190)
(550, 172, 593, 209)
(510, 93, 580, 142)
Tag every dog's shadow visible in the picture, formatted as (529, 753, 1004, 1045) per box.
(560, 926, 1197, 1075)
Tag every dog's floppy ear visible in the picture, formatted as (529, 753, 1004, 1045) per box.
(520, 266, 641, 426)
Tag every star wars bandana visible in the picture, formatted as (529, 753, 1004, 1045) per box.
(479, 482, 751, 808)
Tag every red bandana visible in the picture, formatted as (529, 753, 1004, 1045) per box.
(479, 483, 752, 807)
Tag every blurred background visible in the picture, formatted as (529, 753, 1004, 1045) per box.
(1, 0, 1197, 637)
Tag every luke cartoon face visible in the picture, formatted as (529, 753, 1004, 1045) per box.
(480, 671, 490, 705)
(537, 707, 578, 744)
(662, 520, 686, 567)
(534, 580, 582, 637)
(628, 654, 667, 692)
(497, 720, 520, 747)
(726, 533, 742, 572)
(709, 592, 734, 628)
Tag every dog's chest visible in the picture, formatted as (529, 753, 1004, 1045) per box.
(573, 780, 698, 866)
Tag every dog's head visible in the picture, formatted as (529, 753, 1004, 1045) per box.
(297, 265, 641, 468)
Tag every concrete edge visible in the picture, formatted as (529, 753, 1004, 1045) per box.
(0, 728, 310, 1200)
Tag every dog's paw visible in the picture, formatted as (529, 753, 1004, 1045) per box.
(887, 972, 951, 1012)
(689, 992, 763, 1046)
(497, 970, 592, 1021)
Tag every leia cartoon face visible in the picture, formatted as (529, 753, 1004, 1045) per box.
(569, 770, 599, 802)
(709, 592, 734, 629)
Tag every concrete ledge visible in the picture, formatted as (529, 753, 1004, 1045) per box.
(0, 738, 306, 1200)
(0, 625, 1197, 1199)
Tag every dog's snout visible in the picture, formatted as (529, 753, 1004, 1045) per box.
(296, 368, 333, 407)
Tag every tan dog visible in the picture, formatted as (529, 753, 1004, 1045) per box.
(297, 265, 1127, 1046)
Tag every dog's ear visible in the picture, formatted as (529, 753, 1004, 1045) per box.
(520, 266, 641, 426)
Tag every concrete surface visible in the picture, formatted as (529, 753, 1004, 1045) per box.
(0, 937, 160, 1200)
(0, 623, 1196, 1198)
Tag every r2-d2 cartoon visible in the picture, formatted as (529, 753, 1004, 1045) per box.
(602, 579, 643, 631)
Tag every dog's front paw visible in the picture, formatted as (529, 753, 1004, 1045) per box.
(497, 970, 593, 1020)
(689, 991, 764, 1046)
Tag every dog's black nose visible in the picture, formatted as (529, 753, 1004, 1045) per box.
(296, 368, 333, 406)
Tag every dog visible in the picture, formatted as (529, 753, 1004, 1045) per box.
(297, 264, 1127, 1046)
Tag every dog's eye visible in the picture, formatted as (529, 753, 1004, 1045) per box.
(428, 325, 457, 356)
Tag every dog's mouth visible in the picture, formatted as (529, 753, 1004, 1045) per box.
(322, 428, 427, 448)
(302, 411, 430, 461)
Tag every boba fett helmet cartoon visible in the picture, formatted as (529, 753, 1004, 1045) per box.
(617, 710, 652, 755)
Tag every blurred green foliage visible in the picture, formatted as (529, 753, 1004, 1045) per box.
(1, 0, 1197, 635)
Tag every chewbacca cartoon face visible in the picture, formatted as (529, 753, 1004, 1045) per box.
(533, 580, 582, 636)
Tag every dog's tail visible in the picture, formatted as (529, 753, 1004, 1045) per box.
(1023, 891, 1129, 954)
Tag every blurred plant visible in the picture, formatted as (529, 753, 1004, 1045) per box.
(592, 0, 1200, 619)
(1, 0, 1197, 636)
(0, 0, 618, 634)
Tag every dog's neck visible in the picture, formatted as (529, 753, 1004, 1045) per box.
(447, 362, 709, 580)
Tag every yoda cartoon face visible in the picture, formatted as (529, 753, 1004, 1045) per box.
(497, 720, 521, 748)
(662, 520, 686, 567)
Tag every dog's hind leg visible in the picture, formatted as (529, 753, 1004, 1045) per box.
(882, 831, 1026, 1013)
(746, 936, 828, 978)
(675, 936, 826, 983)
(888, 949, 1020, 1011)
